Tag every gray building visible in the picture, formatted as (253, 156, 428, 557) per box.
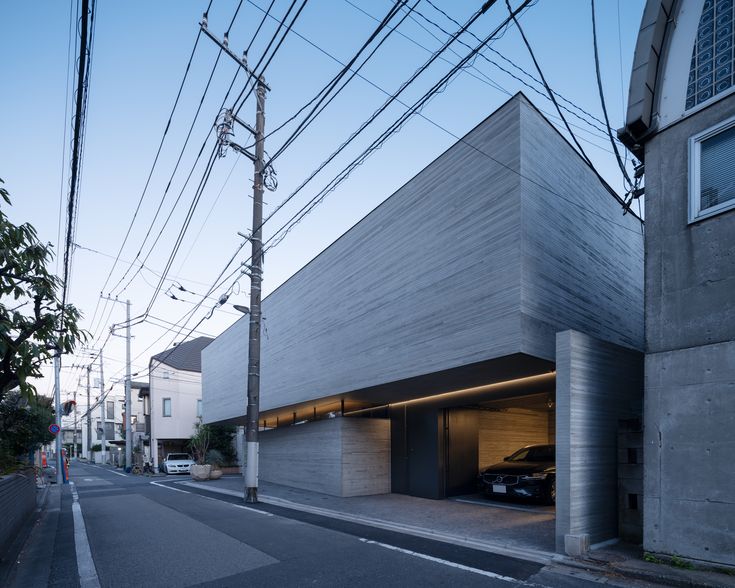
(620, 0, 735, 568)
(203, 93, 645, 554)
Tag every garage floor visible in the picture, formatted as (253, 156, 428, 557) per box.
(203, 477, 556, 554)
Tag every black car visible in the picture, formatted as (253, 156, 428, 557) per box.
(478, 444, 555, 504)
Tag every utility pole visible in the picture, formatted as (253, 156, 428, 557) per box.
(72, 385, 78, 458)
(204, 14, 270, 504)
(99, 353, 106, 464)
(86, 365, 92, 460)
(54, 352, 63, 485)
(125, 300, 132, 471)
(244, 80, 266, 503)
(103, 296, 133, 471)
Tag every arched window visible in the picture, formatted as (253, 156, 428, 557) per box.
(686, 0, 734, 110)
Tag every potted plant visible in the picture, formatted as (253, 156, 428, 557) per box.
(189, 419, 211, 481)
(206, 449, 224, 480)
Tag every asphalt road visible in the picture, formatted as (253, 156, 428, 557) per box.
(7, 461, 647, 587)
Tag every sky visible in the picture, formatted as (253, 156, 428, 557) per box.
(0, 0, 646, 407)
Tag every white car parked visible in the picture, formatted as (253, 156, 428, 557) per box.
(162, 453, 195, 475)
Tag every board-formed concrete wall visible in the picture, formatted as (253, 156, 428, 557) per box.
(555, 330, 643, 551)
(644, 340, 735, 565)
(203, 94, 643, 424)
(259, 417, 390, 497)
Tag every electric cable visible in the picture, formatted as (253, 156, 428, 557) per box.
(591, 0, 633, 188)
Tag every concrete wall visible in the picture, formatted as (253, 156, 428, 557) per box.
(259, 417, 390, 497)
(644, 340, 735, 565)
(555, 330, 643, 551)
(644, 95, 735, 354)
(0, 470, 36, 555)
(203, 94, 644, 423)
(519, 102, 644, 359)
(642, 88, 735, 566)
(478, 408, 549, 469)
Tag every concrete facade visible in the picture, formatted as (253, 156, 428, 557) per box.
(259, 417, 391, 497)
(202, 93, 645, 553)
(620, 0, 735, 567)
(555, 330, 643, 550)
(202, 94, 643, 425)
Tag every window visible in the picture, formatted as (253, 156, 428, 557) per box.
(96, 420, 102, 440)
(690, 115, 735, 221)
(104, 422, 115, 440)
(162, 398, 172, 417)
(197, 399, 202, 418)
(106, 400, 114, 420)
(686, 0, 735, 110)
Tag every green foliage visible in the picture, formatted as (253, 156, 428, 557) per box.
(207, 424, 236, 464)
(205, 448, 224, 467)
(0, 179, 87, 402)
(643, 553, 662, 564)
(670, 555, 693, 570)
(189, 418, 211, 465)
(0, 390, 55, 472)
(91, 443, 101, 452)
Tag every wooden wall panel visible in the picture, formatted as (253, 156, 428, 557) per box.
(478, 408, 549, 469)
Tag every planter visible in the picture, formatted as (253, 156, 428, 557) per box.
(190, 464, 212, 481)
(209, 469, 223, 480)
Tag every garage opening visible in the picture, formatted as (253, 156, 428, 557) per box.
(390, 383, 556, 512)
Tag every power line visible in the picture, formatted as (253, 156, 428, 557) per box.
(590, 0, 633, 188)
(503, 0, 633, 212)
(96, 0, 214, 299)
(60, 0, 94, 314)
(106, 1, 242, 295)
(263, 0, 416, 167)
(260, 0, 499, 233)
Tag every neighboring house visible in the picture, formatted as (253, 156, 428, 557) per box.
(149, 337, 213, 471)
(79, 386, 125, 465)
(203, 93, 646, 555)
(619, 0, 735, 568)
(131, 380, 151, 464)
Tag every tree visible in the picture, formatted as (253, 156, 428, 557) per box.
(189, 419, 211, 465)
(0, 390, 55, 472)
(0, 179, 86, 401)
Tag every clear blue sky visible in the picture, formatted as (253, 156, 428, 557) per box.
(0, 0, 645, 400)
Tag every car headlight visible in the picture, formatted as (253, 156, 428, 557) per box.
(521, 473, 548, 480)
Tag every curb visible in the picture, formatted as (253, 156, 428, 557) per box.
(177, 481, 555, 565)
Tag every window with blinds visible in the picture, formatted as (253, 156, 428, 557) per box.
(689, 116, 735, 222)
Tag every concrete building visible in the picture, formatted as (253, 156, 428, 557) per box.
(619, 0, 735, 568)
(149, 337, 213, 470)
(203, 93, 645, 553)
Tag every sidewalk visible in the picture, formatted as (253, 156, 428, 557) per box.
(183, 475, 735, 588)
(183, 475, 556, 562)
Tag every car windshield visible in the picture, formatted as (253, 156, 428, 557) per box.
(507, 445, 555, 462)
(168, 454, 191, 461)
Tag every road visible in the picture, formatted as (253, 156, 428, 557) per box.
(6, 461, 645, 587)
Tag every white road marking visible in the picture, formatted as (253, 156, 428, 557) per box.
(359, 538, 519, 583)
(150, 481, 190, 494)
(69, 483, 101, 588)
(85, 464, 128, 477)
(226, 503, 274, 517)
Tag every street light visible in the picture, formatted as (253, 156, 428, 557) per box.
(232, 304, 250, 315)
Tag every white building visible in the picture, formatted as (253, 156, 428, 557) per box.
(149, 337, 213, 470)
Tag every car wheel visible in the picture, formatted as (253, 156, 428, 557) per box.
(164, 465, 169, 475)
